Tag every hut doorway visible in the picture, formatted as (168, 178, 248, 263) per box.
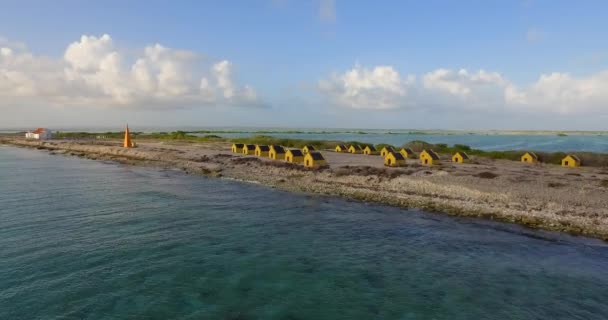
(564, 161, 569, 166)
(424, 159, 428, 164)
(387, 159, 392, 165)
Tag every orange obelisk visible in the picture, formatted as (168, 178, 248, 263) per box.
(123, 124, 132, 148)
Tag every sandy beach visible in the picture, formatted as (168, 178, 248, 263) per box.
(4, 137, 608, 241)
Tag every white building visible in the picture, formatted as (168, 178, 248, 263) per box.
(25, 128, 53, 140)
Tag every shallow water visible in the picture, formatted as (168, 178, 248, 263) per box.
(1, 145, 607, 320)
(207, 132, 608, 153)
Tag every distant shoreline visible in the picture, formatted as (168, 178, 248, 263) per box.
(2, 129, 608, 136)
(3, 138, 608, 241)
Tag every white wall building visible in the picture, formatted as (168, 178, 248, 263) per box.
(25, 128, 53, 140)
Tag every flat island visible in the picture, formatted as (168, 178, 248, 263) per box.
(3, 136, 608, 241)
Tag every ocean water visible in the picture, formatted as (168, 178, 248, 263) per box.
(207, 132, 608, 153)
(1, 145, 608, 320)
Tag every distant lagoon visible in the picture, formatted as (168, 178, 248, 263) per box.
(199, 131, 608, 153)
(3, 127, 607, 152)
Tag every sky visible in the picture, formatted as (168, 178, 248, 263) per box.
(2, 0, 608, 130)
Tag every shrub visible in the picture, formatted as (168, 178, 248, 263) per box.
(231, 157, 261, 165)
(453, 144, 472, 151)
(403, 140, 434, 151)
(193, 155, 210, 162)
(475, 172, 498, 179)
(375, 143, 397, 150)
(332, 165, 405, 179)
(548, 182, 566, 188)
(262, 161, 309, 171)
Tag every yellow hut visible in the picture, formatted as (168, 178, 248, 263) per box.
(380, 146, 395, 157)
(521, 152, 538, 163)
(242, 144, 256, 155)
(304, 152, 327, 168)
(302, 145, 316, 154)
(420, 149, 440, 165)
(384, 152, 406, 167)
(348, 145, 363, 154)
(232, 143, 244, 153)
(363, 145, 379, 155)
(255, 145, 270, 157)
(285, 149, 305, 163)
(400, 148, 415, 159)
(123, 125, 136, 148)
(335, 145, 348, 153)
(561, 154, 581, 167)
(269, 145, 286, 160)
(452, 151, 470, 163)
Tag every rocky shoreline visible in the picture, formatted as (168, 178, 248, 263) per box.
(3, 138, 608, 241)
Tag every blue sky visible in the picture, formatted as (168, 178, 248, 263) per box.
(2, 0, 608, 130)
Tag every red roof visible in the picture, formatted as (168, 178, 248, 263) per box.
(33, 128, 46, 134)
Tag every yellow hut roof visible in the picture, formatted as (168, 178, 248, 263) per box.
(270, 145, 285, 153)
(421, 149, 440, 160)
(565, 154, 580, 162)
(287, 149, 304, 157)
(307, 152, 325, 160)
(454, 151, 469, 159)
(524, 152, 538, 160)
(387, 152, 405, 160)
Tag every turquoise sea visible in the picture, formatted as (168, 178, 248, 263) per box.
(1, 145, 608, 319)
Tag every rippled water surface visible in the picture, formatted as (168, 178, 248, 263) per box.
(1, 145, 608, 320)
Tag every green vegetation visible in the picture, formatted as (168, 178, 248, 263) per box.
(375, 143, 397, 150)
(232, 135, 344, 149)
(400, 141, 608, 167)
(53, 131, 124, 139)
(53, 131, 224, 142)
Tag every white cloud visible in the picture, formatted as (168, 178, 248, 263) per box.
(319, 0, 336, 23)
(422, 68, 509, 110)
(319, 65, 414, 109)
(320, 64, 608, 115)
(0, 34, 261, 109)
(507, 71, 608, 114)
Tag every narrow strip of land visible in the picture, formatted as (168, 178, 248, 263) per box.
(4, 138, 608, 241)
